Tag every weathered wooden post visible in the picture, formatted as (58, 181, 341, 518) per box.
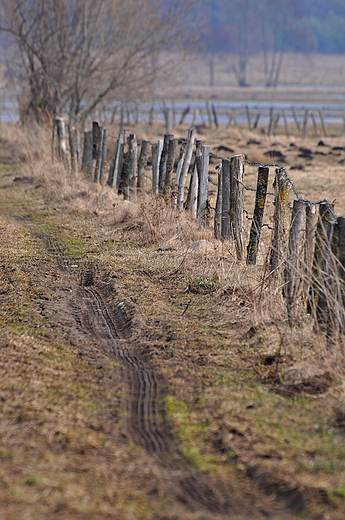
(68, 124, 78, 172)
(173, 144, 185, 206)
(221, 158, 231, 240)
(198, 145, 210, 228)
(192, 108, 199, 127)
(99, 128, 108, 186)
(318, 109, 328, 137)
(291, 107, 300, 132)
(273, 112, 280, 136)
(269, 169, 292, 275)
(137, 140, 150, 194)
(177, 128, 196, 212)
(179, 105, 190, 125)
(214, 163, 222, 239)
(246, 166, 269, 265)
(152, 139, 163, 196)
(303, 204, 318, 300)
(285, 200, 306, 321)
(94, 125, 104, 183)
(159, 134, 173, 193)
(128, 133, 137, 199)
(108, 131, 124, 189)
(55, 117, 69, 169)
(211, 104, 219, 128)
(190, 164, 199, 219)
(245, 105, 251, 130)
(230, 154, 245, 260)
(253, 113, 261, 129)
(82, 130, 93, 176)
(206, 101, 213, 128)
(92, 121, 100, 177)
(282, 109, 290, 136)
(301, 109, 309, 138)
(311, 112, 318, 136)
(164, 138, 178, 194)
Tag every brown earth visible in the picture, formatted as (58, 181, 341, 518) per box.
(0, 124, 345, 520)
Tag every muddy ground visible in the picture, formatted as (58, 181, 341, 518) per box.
(0, 124, 345, 520)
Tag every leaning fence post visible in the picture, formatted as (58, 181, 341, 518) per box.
(318, 109, 328, 137)
(198, 145, 210, 228)
(137, 140, 150, 194)
(190, 164, 199, 219)
(291, 107, 300, 132)
(245, 105, 251, 130)
(269, 169, 292, 275)
(221, 158, 231, 240)
(177, 128, 196, 212)
(214, 163, 222, 239)
(230, 154, 245, 260)
(246, 166, 269, 265)
(285, 200, 306, 321)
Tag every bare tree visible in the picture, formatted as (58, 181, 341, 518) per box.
(0, 0, 196, 125)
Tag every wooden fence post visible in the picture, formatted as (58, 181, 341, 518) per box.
(285, 200, 306, 320)
(68, 124, 78, 173)
(291, 107, 300, 132)
(211, 103, 219, 128)
(108, 131, 124, 189)
(303, 203, 318, 300)
(179, 105, 190, 125)
(164, 138, 178, 194)
(94, 125, 104, 183)
(245, 105, 251, 130)
(190, 164, 199, 219)
(82, 130, 93, 176)
(128, 133, 137, 199)
(99, 128, 108, 186)
(214, 163, 222, 239)
(318, 109, 328, 137)
(152, 139, 163, 196)
(269, 168, 292, 275)
(221, 158, 231, 240)
(246, 166, 269, 265)
(55, 117, 69, 169)
(177, 128, 196, 211)
(268, 107, 274, 136)
(159, 134, 173, 193)
(173, 144, 185, 206)
(198, 145, 210, 228)
(206, 101, 213, 128)
(282, 109, 290, 136)
(137, 140, 150, 194)
(301, 109, 309, 138)
(230, 154, 245, 260)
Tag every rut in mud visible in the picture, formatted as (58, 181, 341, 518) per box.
(35, 237, 240, 516)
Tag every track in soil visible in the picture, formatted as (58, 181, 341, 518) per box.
(77, 262, 234, 514)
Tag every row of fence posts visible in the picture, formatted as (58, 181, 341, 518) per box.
(52, 117, 345, 335)
(93, 101, 343, 138)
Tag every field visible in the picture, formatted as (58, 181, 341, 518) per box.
(0, 118, 345, 520)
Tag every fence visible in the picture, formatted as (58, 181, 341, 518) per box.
(52, 117, 345, 337)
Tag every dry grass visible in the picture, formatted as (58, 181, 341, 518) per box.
(2, 121, 345, 518)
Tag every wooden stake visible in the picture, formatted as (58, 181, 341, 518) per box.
(198, 145, 210, 228)
(318, 109, 328, 137)
(164, 138, 178, 194)
(94, 125, 103, 183)
(221, 158, 231, 240)
(230, 154, 245, 260)
(245, 105, 251, 130)
(158, 134, 173, 193)
(246, 166, 269, 265)
(137, 140, 150, 194)
(99, 128, 108, 186)
(128, 133, 137, 199)
(269, 169, 292, 275)
(301, 109, 309, 138)
(108, 131, 124, 189)
(177, 128, 196, 211)
(291, 107, 300, 132)
(285, 200, 306, 320)
(214, 163, 222, 239)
